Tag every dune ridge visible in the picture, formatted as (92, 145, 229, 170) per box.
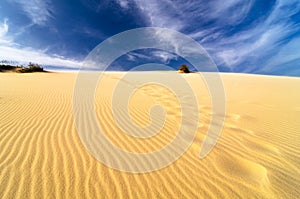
(0, 72, 300, 198)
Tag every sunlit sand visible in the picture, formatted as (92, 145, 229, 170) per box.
(0, 72, 299, 198)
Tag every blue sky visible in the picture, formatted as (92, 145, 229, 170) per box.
(0, 0, 300, 76)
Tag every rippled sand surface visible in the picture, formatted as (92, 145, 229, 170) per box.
(0, 72, 299, 198)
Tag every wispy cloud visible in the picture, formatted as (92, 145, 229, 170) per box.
(204, 0, 254, 26)
(0, 18, 8, 37)
(115, 0, 257, 69)
(151, 50, 178, 63)
(214, 23, 295, 69)
(124, 0, 185, 30)
(210, 0, 300, 72)
(11, 0, 53, 25)
(0, 1, 81, 69)
(126, 50, 177, 64)
(1, 0, 298, 74)
(117, 0, 130, 9)
(0, 17, 80, 69)
(0, 18, 14, 46)
(260, 36, 300, 74)
(116, 0, 300, 74)
(0, 45, 82, 69)
(120, 0, 254, 31)
(126, 51, 151, 61)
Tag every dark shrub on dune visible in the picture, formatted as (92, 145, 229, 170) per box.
(0, 61, 45, 73)
(0, 64, 17, 72)
(178, 64, 190, 73)
(0, 64, 22, 72)
(19, 62, 44, 73)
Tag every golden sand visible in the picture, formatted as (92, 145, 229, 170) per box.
(0, 72, 299, 198)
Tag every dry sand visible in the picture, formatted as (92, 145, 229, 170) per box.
(0, 72, 300, 198)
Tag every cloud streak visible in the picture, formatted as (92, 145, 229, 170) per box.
(117, 0, 130, 9)
(0, 1, 83, 70)
(11, 0, 53, 25)
(0, 45, 82, 69)
(210, 0, 300, 73)
(115, 0, 300, 75)
(0, 16, 80, 69)
(126, 0, 254, 31)
(0, 18, 8, 37)
(261, 36, 300, 75)
(1, 0, 299, 75)
(123, 0, 185, 30)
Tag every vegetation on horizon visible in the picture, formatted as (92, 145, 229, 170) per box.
(0, 60, 45, 73)
(178, 64, 190, 73)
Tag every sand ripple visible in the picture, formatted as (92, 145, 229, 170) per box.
(0, 72, 300, 198)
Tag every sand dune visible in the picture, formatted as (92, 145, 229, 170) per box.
(0, 72, 300, 198)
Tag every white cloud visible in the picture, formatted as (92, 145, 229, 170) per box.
(129, 0, 185, 30)
(0, 18, 8, 37)
(11, 0, 53, 25)
(151, 50, 178, 63)
(119, 0, 253, 31)
(266, 0, 300, 24)
(0, 2, 79, 70)
(215, 23, 295, 69)
(115, 0, 300, 74)
(117, 0, 129, 9)
(0, 18, 15, 46)
(127, 52, 152, 60)
(126, 51, 177, 64)
(124, 49, 178, 65)
(206, 0, 300, 72)
(126, 53, 136, 61)
(205, 0, 254, 25)
(261, 36, 300, 73)
(0, 45, 82, 69)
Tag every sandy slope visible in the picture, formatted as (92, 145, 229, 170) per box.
(0, 72, 299, 198)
